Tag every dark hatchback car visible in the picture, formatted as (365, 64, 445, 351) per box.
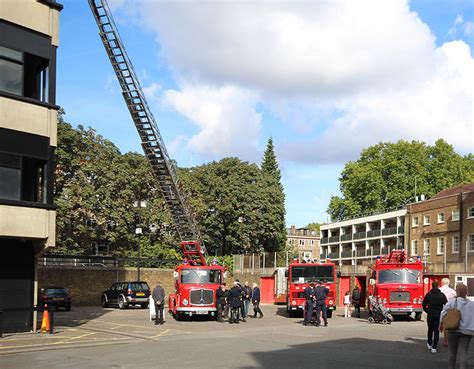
(102, 281, 150, 309)
(39, 287, 72, 311)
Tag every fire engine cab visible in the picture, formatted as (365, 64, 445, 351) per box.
(368, 250, 424, 320)
(286, 259, 337, 318)
(168, 242, 226, 319)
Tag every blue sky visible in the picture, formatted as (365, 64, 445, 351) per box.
(57, 0, 473, 227)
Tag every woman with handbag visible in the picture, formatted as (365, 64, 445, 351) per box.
(440, 283, 474, 369)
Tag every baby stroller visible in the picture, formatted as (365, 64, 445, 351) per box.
(368, 296, 394, 324)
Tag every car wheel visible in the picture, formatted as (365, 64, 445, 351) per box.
(141, 303, 149, 309)
(326, 310, 333, 319)
(102, 296, 108, 308)
(118, 296, 127, 310)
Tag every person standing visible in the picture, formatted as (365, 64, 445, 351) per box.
(344, 291, 352, 318)
(303, 283, 315, 326)
(440, 283, 473, 369)
(314, 281, 329, 327)
(440, 277, 457, 347)
(252, 282, 263, 318)
(243, 281, 253, 320)
(228, 282, 243, 324)
(152, 282, 165, 325)
(216, 283, 228, 323)
(352, 285, 361, 318)
(422, 281, 448, 353)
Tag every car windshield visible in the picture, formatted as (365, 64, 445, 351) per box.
(180, 269, 222, 284)
(45, 288, 67, 294)
(378, 269, 421, 284)
(130, 283, 149, 291)
(290, 266, 334, 283)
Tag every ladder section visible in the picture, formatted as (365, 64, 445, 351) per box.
(180, 241, 207, 266)
(88, 0, 206, 255)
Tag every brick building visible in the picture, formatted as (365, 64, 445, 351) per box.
(407, 183, 474, 298)
(286, 225, 320, 261)
(0, 0, 63, 332)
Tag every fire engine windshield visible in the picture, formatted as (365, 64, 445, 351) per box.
(290, 266, 334, 283)
(180, 269, 222, 284)
(378, 268, 421, 284)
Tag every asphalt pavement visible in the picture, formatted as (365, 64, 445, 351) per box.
(1, 305, 471, 369)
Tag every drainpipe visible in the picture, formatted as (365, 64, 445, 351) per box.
(460, 192, 466, 272)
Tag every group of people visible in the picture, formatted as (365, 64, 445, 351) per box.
(216, 281, 264, 323)
(303, 281, 330, 326)
(422, 278, 473, 369)
(343, 285, 362, 318)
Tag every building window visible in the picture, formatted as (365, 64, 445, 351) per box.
(309, 240, 315, 246)
(468, 208, 474, 219)
(411, 240, 418, 256)
(469, 235, 474, 252)
(452, 235, 460, 254)
(437, 238, 445, 255)
(423, 239, 430, 255)
(423, 215, 430, 225)
(437, 212, 445, 223)
(299, 239, 305, 246)
(0, 45, 50, 102)
(301, 251, 312, 260)
(412, 216, 419, 227)
(452, 209, 460, 222)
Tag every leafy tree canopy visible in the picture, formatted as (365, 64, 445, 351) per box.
(327, 139, 474, 221)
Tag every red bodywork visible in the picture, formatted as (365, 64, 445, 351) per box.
(168, 241, 226, 318)
(368, 250, 424, 317)
(286, 261, 337, 317)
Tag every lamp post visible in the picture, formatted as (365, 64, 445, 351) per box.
(133, 200, 147, 281)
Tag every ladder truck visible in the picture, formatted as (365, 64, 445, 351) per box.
(88, 0, 226, 319)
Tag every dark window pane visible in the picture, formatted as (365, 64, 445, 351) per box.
(0, 46, 22, 62)
(0, 167, 21, 200)
(23, 53, 49, 102)
(0, 59, 22, 95)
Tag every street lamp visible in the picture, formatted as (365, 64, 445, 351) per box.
(134, 200, 147, 281)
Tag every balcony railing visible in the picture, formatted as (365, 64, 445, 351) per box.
(398, 226, 404, 233)
(341, 251, 352, 258)
(367, 229, 381, 238)
(328, 236, 340, 243)
(372, 247, 381, 255)
(356, 249, 367, 257)
(382, 227, 398, 236)
(327, 252, 339, 259)
(341, 234, 352, 242)
(353, 231, 366, 240)
(321, 237, 329, 244)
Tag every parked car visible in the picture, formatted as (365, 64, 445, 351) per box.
(39, 286, 72, 311)
(101, 281, 150, 309)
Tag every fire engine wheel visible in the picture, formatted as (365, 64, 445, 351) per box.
(368, 317, 375, 324)
(174, 312, 183, 321)
(326, 310, 333, 319)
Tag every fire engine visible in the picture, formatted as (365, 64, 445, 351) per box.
(368, 250, 424, 320)
(89, 0, 225, 320)
(286, 260, 337, 318)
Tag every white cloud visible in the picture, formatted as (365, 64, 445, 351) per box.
(117, 0, 473, 163)
(163, 85, 262, 161)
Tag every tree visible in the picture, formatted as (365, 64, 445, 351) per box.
(261, 137, 281, 181)
(328, 139, 474, 221)
(304, 223, 322, 233)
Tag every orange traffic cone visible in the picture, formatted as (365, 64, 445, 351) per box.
(40, 305, 50, 333)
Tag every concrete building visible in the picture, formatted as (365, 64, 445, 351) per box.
(407, 183, 474, 298)
(0, 0, 62, 332)
(320, 208, 406, 306)
(286, 225, 320, 261)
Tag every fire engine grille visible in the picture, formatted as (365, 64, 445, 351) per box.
(190, 289, 214, 305)
(390, 291, 410, 302)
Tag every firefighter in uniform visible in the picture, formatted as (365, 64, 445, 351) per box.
(314, 281, 329, 327)
(303, 283, 315, 326)
(228, 282, 243, 324)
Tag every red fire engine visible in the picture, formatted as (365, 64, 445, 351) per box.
(286, 260, 337, 318)
(89, 0, 225, 320)
(368, 250, 424, 320)
(168, 242, 226, 319)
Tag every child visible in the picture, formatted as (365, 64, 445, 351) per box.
(344, 291, 352, 318)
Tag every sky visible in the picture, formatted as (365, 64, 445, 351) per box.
(57, 0, 473, 227)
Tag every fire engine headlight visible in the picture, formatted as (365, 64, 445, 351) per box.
(413, 298, 418, 304)
(329, 300, 334, 305)
(292, 300, 297, 306)
(378, 298, 382, 303)
(382, 298, 387, 304)
(183, 299, 189, 306)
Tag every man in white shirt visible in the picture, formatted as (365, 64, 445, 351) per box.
(440, 278, 457, 347)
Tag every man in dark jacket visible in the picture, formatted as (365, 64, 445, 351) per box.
(228, 282, 243, 324)
(314, 281, 329, 327)
(422, 281, 448, 353)
(216, 283, 228, 323)
(352, 286, 361, 318)
(152, 282, 165, 325)
(252, 283, 263, 318)
(303, 283, 315, 326)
